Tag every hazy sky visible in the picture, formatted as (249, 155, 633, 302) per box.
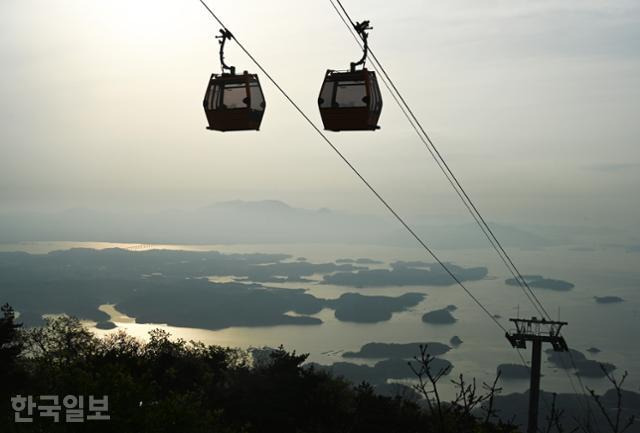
(1, 0, 639, 230)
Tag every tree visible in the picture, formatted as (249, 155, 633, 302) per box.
(22, 315, 96, 365)
(587, 366, 636, 433)
(0, 303, 22, 369)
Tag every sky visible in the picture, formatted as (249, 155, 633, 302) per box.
(1, 0, 639, 231)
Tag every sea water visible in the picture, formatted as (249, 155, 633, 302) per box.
(1, 240, 638, 398)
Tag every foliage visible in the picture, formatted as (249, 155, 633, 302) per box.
(409, 344, 518, 433)
(585, 367, 636, 433)
(0, 303, 22, 367)
(0, 311, 523, 433)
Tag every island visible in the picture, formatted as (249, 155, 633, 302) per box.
(355, 258, 384, 265)
(310, 357, 452, 387)
(594, 296, 625, 304)
(328, 293, 425, 323)
(450, 336, 463, 347)
(343, 342, 450, 359)
(497, 363, 531, 379)
(323, 261, 487, 287)
(422, 307, 457, 324)
(545, 348, 616, 378)
(335, 258, 383, 265)
(0, 248, 428, 330)
(505, 275, 574, 291)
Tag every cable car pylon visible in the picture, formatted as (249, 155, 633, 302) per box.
(505, 317, 569, 433)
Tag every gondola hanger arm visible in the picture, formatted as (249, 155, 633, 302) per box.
(216, 28, 236, 75)
(350, 20, 372, 72)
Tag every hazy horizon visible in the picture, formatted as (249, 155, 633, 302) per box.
(2, 0, 639, 232)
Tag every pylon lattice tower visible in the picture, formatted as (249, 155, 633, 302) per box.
(506, 317, 569, 433)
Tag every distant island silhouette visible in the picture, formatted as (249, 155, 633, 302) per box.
(327, 292, 425, 323)
(505, 274, 574, 291)
(309, 357, 453, 387)
(0, 200, 562, 249)
(422, 306, 457, 324)
(342, 341, 450, 359)
(497, 363, 531, 379)
(594, 295, 625, 304)
(312, 341, 453, 387)
(336, 258, 384, 265)
(545, 348, 616, 377)
(323, 261, 487, 287)
(450, 335, 463, 347)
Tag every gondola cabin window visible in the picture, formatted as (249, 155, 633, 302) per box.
(318, 82, 334, 108)
(335, 80, 368, 108)
(249, 82, 265, 110)
(205, 83, 221, 111)
(221, 83, 249, 109)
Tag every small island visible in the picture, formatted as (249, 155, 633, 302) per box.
(594, 296, 624, 304)
(335, 258, 356, 264)
(311, 357, 452, 386)
(505, 275, 574, 291)
(450, 336, 463, 347)
(422, 308, 457, 324)
(355, 258, 384, 265)
(335, 258, 383, 265)
(546, 348, 616, 378)
(497, 363, 531, 380)
(329, 292, 425, 323)
(343, 341, 450, 359)
(323, 262, 487, 288)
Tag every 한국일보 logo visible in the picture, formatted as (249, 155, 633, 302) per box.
(11, 395, 110, 423)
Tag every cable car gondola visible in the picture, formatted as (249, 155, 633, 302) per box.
(318, 21, 382, 132)
(203, 29, 266, 132)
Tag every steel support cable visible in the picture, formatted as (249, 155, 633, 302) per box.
(196, 4, 596, 429)
(196, 0, 507, 333)
(328, 0, 548, 322)
(330, 2, 600, 426)
(333, 0, 550, 320)
(332, 0, 551, 321)
(328, 0, 414, 126)
(327, 8, 552, 387)
(333, 5, 596, 424)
